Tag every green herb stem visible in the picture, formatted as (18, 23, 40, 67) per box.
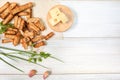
(0, 46, 33, 54)
(0, 52, 49, 69)
(0, 57, 24, 72)
(8, 54, 49, 69)
(0, 46, 63, 71)
(0, 22, 13, 34)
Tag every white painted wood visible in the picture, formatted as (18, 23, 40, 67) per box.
(0, 2, 120, 80)
(0, 38, 120, 74)
(0, 74, 120, 80)
(61, 1, 120, 37)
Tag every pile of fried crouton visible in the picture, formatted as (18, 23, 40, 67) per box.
(0, 2, 54, 49)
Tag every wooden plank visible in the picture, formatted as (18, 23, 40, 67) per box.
(60, 1, 120, 37)
(0, 0, 120, 76)
(0, 74, 120, 80)
(0, 38, 120, 74)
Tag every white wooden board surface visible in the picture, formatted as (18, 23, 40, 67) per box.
(1, 74, 120, 80)
(0, 0, 120, 80)
(62, 1, 120, 37)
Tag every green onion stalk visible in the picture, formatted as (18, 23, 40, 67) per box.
(0, 46, 63, 72)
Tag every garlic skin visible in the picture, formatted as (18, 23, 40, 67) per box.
(43, 71, 52, 80)
(28, 69, 37, 77)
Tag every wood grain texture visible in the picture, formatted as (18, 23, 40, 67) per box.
(0, 1, 120, 80)
(0, 74, 120, 80)
(61, 1, 120, 37)
(0, 38, 120, 74)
